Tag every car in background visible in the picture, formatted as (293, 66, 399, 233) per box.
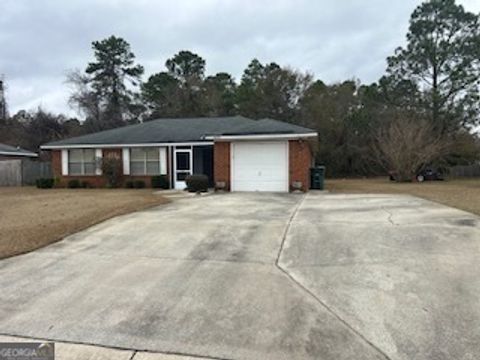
(415, 168, 445, 182)
(389, 168, 445, 182)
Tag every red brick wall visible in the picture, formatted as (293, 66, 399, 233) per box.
(289, 140, 312, 192)
(213, 142, 230, 190)
(51, 148, 170, 188)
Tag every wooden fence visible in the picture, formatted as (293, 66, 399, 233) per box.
(0, 159, 52, 186)
(449, 164, 480, 178)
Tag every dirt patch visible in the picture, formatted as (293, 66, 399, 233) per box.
(0, 187, 169, 259)
(326, 178, 480, 216)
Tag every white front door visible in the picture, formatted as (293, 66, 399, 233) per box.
(231, 141, 288, 192)
(174, 148, 192, 189)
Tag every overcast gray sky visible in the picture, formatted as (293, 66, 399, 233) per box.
(1, 0, 479, 117)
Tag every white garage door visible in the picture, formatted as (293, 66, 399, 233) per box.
(231, 141, 288, 192)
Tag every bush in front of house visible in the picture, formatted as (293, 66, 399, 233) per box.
(36, 178, 55, 189)
(81, 180, 92, 188)
(133, 180, 146, 188)
(101, 156, 122, 188)
(151, 175, 169, 189)
(67, 179, 81, 188)
(125, 180, 134, 189)
(185, 174, 209, 193)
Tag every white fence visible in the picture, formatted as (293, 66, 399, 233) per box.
(0, 159, 52, 186)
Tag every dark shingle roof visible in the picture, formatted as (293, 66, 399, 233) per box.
(42, 116, 316, 147)
(215, 118, 316, 136)
(0, 143, 38, 157)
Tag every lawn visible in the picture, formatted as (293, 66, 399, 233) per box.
(0, 187, 169, 259)
(327, 177, 480, 216)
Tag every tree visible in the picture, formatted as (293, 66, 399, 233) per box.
(101, 156, 122, 188)
(165, 50, 206, 116)
(299, 80, 379, 175)
(165, 50, 205, 83)
(82, 35, 144, 128)
(373, 112, 451, 181)
(201, 72, 237, 116)
(66, 70, 103, 131)
(237, 59, 312, 120)
(141, 72, 181, 119)
(386, 0, 480, 132)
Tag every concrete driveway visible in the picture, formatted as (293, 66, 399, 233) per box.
(0, 192, 479, 360)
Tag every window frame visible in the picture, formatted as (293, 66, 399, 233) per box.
(68, 149, 96, 176)
(130, 148, 161, 176)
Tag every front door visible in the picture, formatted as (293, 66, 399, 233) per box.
(174, 148, 192, 189)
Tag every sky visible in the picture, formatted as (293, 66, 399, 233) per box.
(1, 0, 480, 117)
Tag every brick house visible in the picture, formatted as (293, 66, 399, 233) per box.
(41, 116, 317, 192)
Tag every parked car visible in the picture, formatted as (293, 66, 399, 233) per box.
(416, 168, 445, 182)
(389, 168, 445, 182)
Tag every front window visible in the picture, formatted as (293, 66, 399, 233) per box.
(130, 148, 160, 175)
(69, 149, 96, 175)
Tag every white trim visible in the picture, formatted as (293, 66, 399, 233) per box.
(204, 133, 318, 141)
(41, 141, 213, 150)
(168, 146, 173, 189)
(0, 151, 38, 157)
(122, 148, 130, 175)
(159, 147, 167, 175)
(286, 140, 290, 191)
(230, 142, 234, 190)
(61, 149, 69, 175)
(173, 146, 193, 190)
(95, 149, 103, 175)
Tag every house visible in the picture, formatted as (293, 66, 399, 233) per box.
(0, 143, 38, 160)
(41, 116, 318, 192)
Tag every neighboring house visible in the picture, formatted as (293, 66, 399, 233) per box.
(41, 116, 318, 192)
(0, 143, 46, 186)
(0, 143, 38, 160)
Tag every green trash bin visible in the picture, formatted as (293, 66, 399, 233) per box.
(310, 166, 325, 190)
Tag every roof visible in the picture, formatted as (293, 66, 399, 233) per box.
(0, 143, 38, 157)
(42, 116, 317, 148)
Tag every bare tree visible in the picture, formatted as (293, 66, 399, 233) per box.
(373, 114, 451, 182)
(66, 69, 102, 124)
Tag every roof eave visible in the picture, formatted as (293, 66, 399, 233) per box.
(40, 140, 214, 150)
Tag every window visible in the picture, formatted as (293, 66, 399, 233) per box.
(130, 148, 160, 175)
(68, 149, 96, 175)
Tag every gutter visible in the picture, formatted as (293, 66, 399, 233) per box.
(0, 151, 38, 157)
(40, 141, 214, 150)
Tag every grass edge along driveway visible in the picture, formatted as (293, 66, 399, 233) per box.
(0, 187, 169, 259)
(327, 177, 480, 216)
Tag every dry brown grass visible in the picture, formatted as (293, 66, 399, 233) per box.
(327, 177, 480, 216)
(0, 187, 169, 259)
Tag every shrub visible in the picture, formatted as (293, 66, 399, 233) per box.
(81, 181, 92, 188)
(67, 179, 81, 188)
(133, 180, 146, 189)
(36, 178, 55, 189)
(151, 175, 169, 189)
(125, 180, 134, 189)
(101, 156, 122, 188)
(185, 174, 209, 193)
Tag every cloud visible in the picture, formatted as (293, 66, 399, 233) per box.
(1, 0, 478, 116)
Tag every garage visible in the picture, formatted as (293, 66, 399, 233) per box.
(231, 141, 288, 192)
